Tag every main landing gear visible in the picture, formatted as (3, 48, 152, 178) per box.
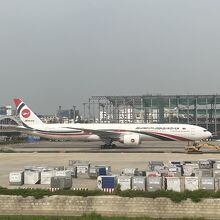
(100, 139, 117, 149)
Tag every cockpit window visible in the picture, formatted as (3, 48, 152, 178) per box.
(203, 129, 208, 132)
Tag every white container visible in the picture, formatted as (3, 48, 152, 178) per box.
(213, 169, 220, 178)
(200, 177, 215, 190)
(199, 160, 213, 169)
(122, 168, 138, 176)
(41, 170, 54, 184)
(24, 170, 40, 184)
(184, 177, 199, 191)
(183, 164, 199, 176)
(9, 171, 24, 185)
(166, 177, 183, 192)
(117, 176, 132, 191)
(213, 162, 220, 170)
(76, 165, 89, 174)
(132, 176, 146, 191)
(199, 169, 213, 178)
(55, 170, 71, 177)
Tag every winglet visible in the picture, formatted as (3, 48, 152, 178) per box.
(14, 98, 22, 108)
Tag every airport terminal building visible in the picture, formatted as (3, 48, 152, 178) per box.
(88, 94, 220, 135)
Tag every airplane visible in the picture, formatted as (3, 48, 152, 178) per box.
(13, 98, 212, 149)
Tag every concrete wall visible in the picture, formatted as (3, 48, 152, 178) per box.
(0, 195, 220, 219)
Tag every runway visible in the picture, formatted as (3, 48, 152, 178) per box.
(2, 140, 220, 153)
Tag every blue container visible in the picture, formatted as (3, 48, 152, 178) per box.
(26, 136, 40, 143)
(101, 176, 116, 189)
(98, 167, 107, 176)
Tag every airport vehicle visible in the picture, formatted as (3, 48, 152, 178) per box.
(13, 98, 212, 149)
(185, 142, 220, 153)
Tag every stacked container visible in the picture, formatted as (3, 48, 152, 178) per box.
(148, 161, 164, 171)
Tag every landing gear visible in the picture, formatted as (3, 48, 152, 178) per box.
(100, 144, 116, 149)
(100, 139, 117, 149)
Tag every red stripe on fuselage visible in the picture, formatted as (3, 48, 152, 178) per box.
(152, 132, 192, 141)
(37, 131, 91, 136)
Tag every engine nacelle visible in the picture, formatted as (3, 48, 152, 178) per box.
(121, 134, 141, 145)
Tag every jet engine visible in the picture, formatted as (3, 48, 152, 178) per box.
(121, 134, 141, 145)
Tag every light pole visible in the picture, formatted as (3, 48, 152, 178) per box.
(83, 103, 87, 122)
(72, 106, 76, 123)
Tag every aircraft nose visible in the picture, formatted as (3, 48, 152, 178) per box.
(207, 131, 213, 139)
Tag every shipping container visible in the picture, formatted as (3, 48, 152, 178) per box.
(213, 169, 220, 178)
(146, 176, 163, 191)
(168, 166, 182, 177)
(48, 166, 65, 171)
(199, 160, 213, 169)
(146, 171, 160, 177)
(183, 161, 198, 165)
(198, 169, 213, 178)
(88, 165, 111, 178)
(122, 168, 139, 176)
(132, 176, 146, 191)
(200, 177, 215, 190)
(95, 165, 111, 173)
(76, 164, 90, 174)
(183, 164, 199, 176)
(88, 166, 98, 179)
(117, 176, 132, 191)
(55, 170, 72, 177)
(9, 171, 24, 186)
(24, 170, 40, 184)
(51, 176, 72, 189)
(41, 170, 54, 184)
(66, 167, 77, 178)
(147, 161, 164, 171)
(69, 160, 90, 167)
(169, 161, 182, 165)
(97, 175, 117, 190)
(97, 167, 106, 176)
(184, 177, 199, 191)
(165, 177, 184, 192)
(216, 178, 220, 191)
(213, 162, 220, 170)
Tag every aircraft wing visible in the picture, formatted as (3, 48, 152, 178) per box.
(64, 127, 121, 140)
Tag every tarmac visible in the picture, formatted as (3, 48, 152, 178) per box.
(1, 140, 220, 189)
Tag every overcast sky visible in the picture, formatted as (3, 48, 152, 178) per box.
(1, 0, 220, 114)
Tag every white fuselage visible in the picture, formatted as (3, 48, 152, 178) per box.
(20, 123, 212, 142)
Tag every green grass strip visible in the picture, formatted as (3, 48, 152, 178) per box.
(1, 186, 220, 203)
(0, 213, 205, 220)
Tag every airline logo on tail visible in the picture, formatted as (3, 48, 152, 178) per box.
(14, 98, 43, 126)
(21, 109, 31, 118)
